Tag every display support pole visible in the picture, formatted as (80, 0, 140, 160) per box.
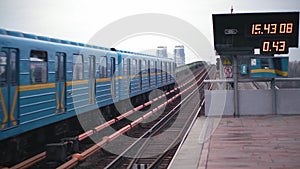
(271, 78, 277, 115)
(233, 55, 239, 117)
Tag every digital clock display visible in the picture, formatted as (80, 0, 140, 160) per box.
(213, 12, 299, 55)
(248, 22, 296, 54)
(261, 40, 287, 54)
(251, 23, 294, 35)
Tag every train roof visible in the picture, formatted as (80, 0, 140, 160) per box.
(0, 28, 172, 60)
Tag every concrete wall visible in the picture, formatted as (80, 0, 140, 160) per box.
(205, 89, 300, 116)
(239, 90, 273, 115)
(205, 90, 234, 116)
(277, 89, 300, 115)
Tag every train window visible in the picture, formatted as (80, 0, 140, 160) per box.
(132, 59, 137, 76)
(167, 62, 169, 73)
(55, 52, 66, 82)
(73, 54, 83, 80)
(1, 48, 18, 86)
(149, 61, 154, 73)
(99, 56, 107, 78)
(0, 52, 7, 86)
(30, 50, 48, 84)
(143, 60, 148, 77)
(110, 57, 116, 77)
(273, 58, 282, 71)
(260, 58, 271, 69)
(141, 60, 145, 74)
(10, 51, 17, 85)
(123, 58, 127, 75)
(164, 62, 167, 82)
(123, 59, 131, 93)
(173, 63, 176, 75)
(127, 59, 131, 76)
(96, 57, 100, 78)
(123, 59, 130, 76)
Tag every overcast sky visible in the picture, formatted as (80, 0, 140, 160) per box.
(0, 0, 299, 62)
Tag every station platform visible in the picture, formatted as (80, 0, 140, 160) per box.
(168, 115, 300, 169)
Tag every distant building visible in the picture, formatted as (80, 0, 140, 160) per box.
(157, 46, 168, 57)
(174, 45, 185, 66)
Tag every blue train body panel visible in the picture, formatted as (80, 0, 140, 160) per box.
(250, 57, 289, 78)
(0, 28, 175, 141)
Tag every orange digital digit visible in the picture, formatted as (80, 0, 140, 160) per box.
(251, 24, 255, 34)
(279, 23, 286, 33)
(262, 41, 270, 52)
(279, 41, 286, 52)
(286, 23, 293, 33)
(270, 24, 277, 34)
(264, 24, 271, 34)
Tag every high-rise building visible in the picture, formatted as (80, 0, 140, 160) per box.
(156, 46, 168, 58)
(174, 45, 185, 66)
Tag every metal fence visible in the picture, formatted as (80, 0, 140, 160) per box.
(204, 78, 300, 116)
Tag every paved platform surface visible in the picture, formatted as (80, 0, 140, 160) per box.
(168, 118, 206, 169)
(169, 115, 300, 169)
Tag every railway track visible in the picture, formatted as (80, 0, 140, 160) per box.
(6, 65, 211, 169)
(101, 90, 204, 169)
(73, 68, 210, 169)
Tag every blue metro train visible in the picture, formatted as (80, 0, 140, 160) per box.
(250, 57, 288, 78)
(0, 28, 176, 141)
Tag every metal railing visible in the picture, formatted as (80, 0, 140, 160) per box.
(204, 77, 300, 117)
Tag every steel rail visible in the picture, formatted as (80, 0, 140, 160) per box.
(104, 69, 209, 169)
(130, 70, 212, 169)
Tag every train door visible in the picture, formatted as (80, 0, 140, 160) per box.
(164, 62, 168, 82)
(110, 57, 116, 98)
(89, 55, 96, 104)
(154, 61, 157, 86)
(0, 48, 19, 129)
(168, 62, 171, 82)
(125, 59, 131, 94)
(55, 52, 66, 113)
(148, 61, 151, 87)
(138, 60, 142, 90)
(160, 62, 163, 84)
(130, 59, 136, 93)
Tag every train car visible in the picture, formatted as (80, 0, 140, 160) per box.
(175, 61, 208, 74)
(0, 28, 176, 143)
(250, 57, 288, 78)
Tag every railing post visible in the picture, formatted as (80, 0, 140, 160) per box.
(271, 78, 277, 115)
(233, 55, 239, 117)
